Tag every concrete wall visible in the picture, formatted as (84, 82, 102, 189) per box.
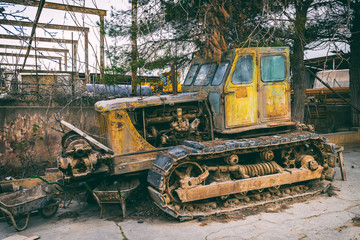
(0, 102, 99, 177)
(324, 128, 360, 146)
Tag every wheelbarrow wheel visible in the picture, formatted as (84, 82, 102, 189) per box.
(39, 200, 59, 219)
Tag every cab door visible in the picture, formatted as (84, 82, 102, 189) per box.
(258, 53, 291, 122)
(224, 50, 258, 128)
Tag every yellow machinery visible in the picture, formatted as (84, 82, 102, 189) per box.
(58, 47, 343, 220)
(143, 71, 181, 94)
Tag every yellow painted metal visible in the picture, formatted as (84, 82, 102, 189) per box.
(95, 92, 207, 156)
(223, 47, 291, 129)
(258, 49, 291, 122)
(96, 47, 292, 157)
(161, 72, 182, 93)
(261, 83, 289, 120)
(98, 110, 155, 155)
(143, 72, 181, 94)
(224, 49, 258, 128)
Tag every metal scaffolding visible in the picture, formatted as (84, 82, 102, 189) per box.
(1, 0, 107, 77)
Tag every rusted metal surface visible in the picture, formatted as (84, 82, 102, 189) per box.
(60, 120, 112, 153)
(0, 183, 58, 231)
(95, 92, 207, 112)
(58, 130, 111, 179)
(145, 127, 342, 219)
(149, 182, 328, 220)
(0, 169, 61, 189)
(92, 179, 139, 218)
(176, 167, 323, 202)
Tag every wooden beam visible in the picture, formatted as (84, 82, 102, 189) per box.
(0, 63, 39, 68)
(0, 52, 61, 61)
(84, 30, 89, 81)
(100, 14, 105, 78)
(0, 34, 78, 44)
(0, 19, 89, 32)
(0, 44, 69, 53)
(0, 1, 105, 75)
(1, 0, 106, 16)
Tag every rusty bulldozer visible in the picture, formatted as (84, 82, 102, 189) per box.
(58, 47, 344, 220)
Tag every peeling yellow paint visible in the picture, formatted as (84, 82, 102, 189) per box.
(98, 110, 154, 155)
(224, 49, 258, 128)
(224, 47, 291, 128)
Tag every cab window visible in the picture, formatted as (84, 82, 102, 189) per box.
(161, 75, 168, 86)
(261, 55, 285, 82)
(211, 61, 229, 86)
(232, 55, 254, 84)
(194, 63, 217, 86)
(184, 64, 199, 85)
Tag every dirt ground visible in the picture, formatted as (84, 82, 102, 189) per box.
(0, 145, 359, 240)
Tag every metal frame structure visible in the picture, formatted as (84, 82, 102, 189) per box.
(0, 34, 78, 44)
(0, 44, 69, 69)
(0, 34, 78, 72)
(1, 0, 107, 77)
(0, 52, 62, 70)
(0, 63, 40, 69)
(0, 19, 88, 73)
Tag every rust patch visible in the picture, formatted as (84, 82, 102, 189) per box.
(235, 88, 248, 98)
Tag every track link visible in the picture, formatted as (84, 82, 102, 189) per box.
(149, 181, 329, 220)
(147, 131, 339, 220)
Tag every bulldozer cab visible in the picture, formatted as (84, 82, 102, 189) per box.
(182, 47, 292, 134)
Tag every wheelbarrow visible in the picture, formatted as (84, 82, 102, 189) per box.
(83, 179, 140, 218)
(0, 183, 59, 231)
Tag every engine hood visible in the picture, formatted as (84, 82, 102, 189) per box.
(95, 91, 208, 112)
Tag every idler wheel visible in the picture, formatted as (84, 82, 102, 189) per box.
(166, 162, 204, 202)
(225, 154, 239, 165)
(260, 150, 275, 162)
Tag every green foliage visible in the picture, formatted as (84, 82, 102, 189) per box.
(105, 0, 351, 77)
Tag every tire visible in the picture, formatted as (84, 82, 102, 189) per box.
(39, 200, 59, 219)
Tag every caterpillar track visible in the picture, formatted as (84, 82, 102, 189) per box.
(147, 131, 338, 220)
